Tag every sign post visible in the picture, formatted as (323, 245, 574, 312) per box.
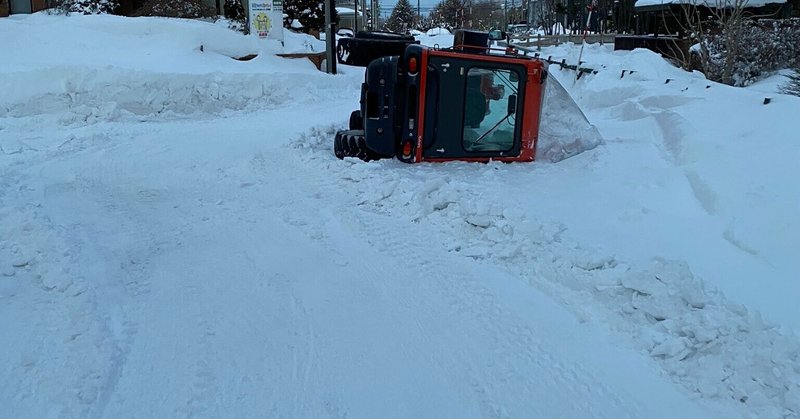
(249, 0, 285, 45)
(325, 0, 337, 74)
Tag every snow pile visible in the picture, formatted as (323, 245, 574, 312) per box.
(61, 0, 119, 14)
(426, 27, 451, 36)
(292, 125, 800, 418)
(0, 13, 323, 73)
(560, 44, 800, 293)
(0, 67, 348, 124)
(416, 28, 454, 47)
(0, 14, 343, 125)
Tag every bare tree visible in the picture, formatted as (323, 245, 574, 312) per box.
(710, 0, 749, 85)
(673, 0, 783, 85)
(431, 0, 473, 30)
(471, 0, 505, 30)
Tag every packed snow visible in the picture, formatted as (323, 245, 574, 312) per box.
(1, 13, 799, 419)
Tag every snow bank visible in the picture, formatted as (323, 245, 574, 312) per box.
(416, 29, 454, 48)
(0, 13, 324, 74)
(547, 43, 800, 325)
(426, 27, 451, 36)
(0, 14, 350, 125)
(291, 125, 800, 419)
(0, 66, 350, 124)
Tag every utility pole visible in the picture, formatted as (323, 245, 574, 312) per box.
(417, 0, 421, 29)
(355, 0, 360, 32)
(325, 0, 337, 74)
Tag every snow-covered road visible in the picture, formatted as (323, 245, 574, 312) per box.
(2, 14, 798, 419)
(0, 100, 725, 419)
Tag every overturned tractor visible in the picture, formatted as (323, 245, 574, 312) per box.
(335, 29, 602, 164)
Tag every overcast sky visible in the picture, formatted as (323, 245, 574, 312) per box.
(377, 0, 438, 16)
(375, 0, 519, 18)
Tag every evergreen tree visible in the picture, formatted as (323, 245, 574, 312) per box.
(384, 0, 415, 33)
(469, 0, 503, 30)
(781, 67, 800, 97)
(224, 0, 245, 21)
(133, 0, 216, 18)
(284, 0, 333, 33)
(56, 0, 119, 14)
(224, 0, 246, 33)
(430, 0, 469, 30)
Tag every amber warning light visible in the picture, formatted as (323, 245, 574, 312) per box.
(402, 141, 413, 157)
(408, 57, 418, 74)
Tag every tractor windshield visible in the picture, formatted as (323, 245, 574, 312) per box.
(462, 67, 521, 152)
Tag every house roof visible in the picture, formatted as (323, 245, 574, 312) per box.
(335, 7, 363, 16)
(634, 0, 786, 8)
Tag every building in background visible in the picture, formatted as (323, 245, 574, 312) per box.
(337, 0, 366, 30)
(3, 0, 46, 15)
(2, 0, 224, 16)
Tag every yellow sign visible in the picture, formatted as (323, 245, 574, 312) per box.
(254, 12, 271, 38)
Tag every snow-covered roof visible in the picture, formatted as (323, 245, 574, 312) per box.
(634, 0, 785, 8)
(426, 27, 451, 36)
(335, 7, 363, 15)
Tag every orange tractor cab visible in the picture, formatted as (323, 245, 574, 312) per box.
(334, 30, 550, 163)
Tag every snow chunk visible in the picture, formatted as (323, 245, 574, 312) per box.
(621, 272, 668, 296)
(650, 337, 689, 359)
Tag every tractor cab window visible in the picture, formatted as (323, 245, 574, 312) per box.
(462, 67, 520, 152)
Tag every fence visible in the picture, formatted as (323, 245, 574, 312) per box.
(508, 33, 618, 50)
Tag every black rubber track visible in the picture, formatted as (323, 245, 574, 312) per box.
(333, 130, 387, 162)
(349, 110, 363, 131)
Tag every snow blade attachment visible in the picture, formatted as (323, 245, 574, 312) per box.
(537, 75, 603, 162)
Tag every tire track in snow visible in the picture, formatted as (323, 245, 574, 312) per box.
(268, 127, 690, 418)
(343, 209, 635, 418)
(289, 125, 800, 419)
(0, 62, 365, 417)
(0, 128, 155, 418)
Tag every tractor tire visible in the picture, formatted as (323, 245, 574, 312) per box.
(337, 32, 419, 67)
(353, 31, 416, 41)
(334, 134, 346, 159)
(349, 110, 363, 130)
(333, 130, 385, 162)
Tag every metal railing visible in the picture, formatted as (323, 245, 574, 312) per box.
(496, 41, 598, 78)
(508, 33, 618, 50)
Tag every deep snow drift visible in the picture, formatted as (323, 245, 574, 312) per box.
(1, 14, 799, 419)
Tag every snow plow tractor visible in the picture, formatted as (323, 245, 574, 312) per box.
(334, 29, 602, 164)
